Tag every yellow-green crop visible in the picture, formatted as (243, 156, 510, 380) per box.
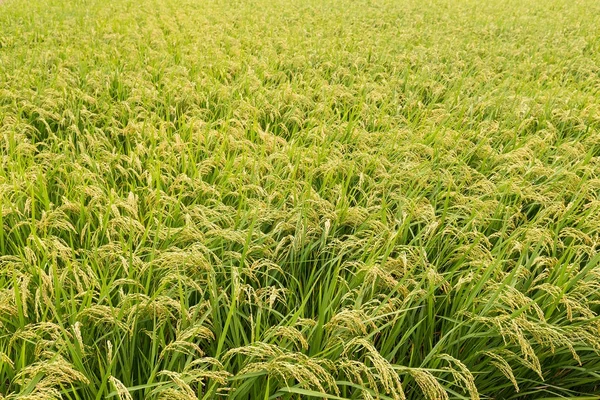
(1, 0, 600, 398)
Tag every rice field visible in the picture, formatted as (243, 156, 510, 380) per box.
(1, 0, 600, 398)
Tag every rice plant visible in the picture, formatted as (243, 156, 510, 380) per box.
(1, 0, 600, 398)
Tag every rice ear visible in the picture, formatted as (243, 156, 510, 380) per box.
(109, 376, 134, 400)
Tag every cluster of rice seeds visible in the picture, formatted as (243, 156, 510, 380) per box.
(1, 0, 600, 398)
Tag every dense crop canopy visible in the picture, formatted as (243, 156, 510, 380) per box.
(1, 0, 600, 398)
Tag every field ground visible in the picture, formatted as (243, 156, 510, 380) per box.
(1, 0, 600, 398)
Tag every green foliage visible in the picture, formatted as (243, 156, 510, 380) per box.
(1, 0, 600, 398)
